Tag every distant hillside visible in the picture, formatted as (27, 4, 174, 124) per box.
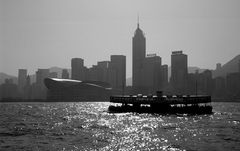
(213, 54, 240, 78)
(0, 72, 17, 84)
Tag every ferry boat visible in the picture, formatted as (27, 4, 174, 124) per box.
(108, 91, 212, 114)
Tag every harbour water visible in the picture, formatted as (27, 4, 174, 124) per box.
(0, 102, 240, 151)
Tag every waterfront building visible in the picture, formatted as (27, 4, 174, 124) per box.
(88, 65, 101, 81)
(0, 79, 18, 99)
(199, 70, 214, 95)
(216, 63, 221, 70)
(161, 64, 168, 88)
(187, 70, 213, 95)
(23, 75, 31, 99)
(44, 78, 111, 101)
(36, 69, 50, 87)
(170, 51, 188, 93)
(226, 72, 240, 97)
(62, 69, 69, 79)
(108, 55, 126, 89)
(71, 58, 85, 80)
(213, 76, 226, 97)
(49, 72, 58, 78)
(34, 69, 50, 99)
(18, 69, 27, 96)
(141, 54, 161, 93)
(97, 61, 109, 83)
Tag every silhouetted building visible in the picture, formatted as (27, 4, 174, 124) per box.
(141, 54, 161, 93)
(216, 63, 221, 70)
(62, 69, 69, 79)
(187, 72, 197, 95)
(88, 61, 110, 82)
(171, 51, 188, 93)
(108, 55, 126, 89)
(36, 69, 50, 87)
(161, 64, 168, 88)
(213, 76, 226, 98)
(18, 69, 27, 97)
(238, 60, 240, 73)
(0, 79, 18, 99)
(88, 65, 101, 81)
(33, 69, 50, 99)
(71, 58, 85, 80)
(97, 61, 109, 83)
(23, 75, 31, 99)
(199, 70, 214, 95)
(132, 21, 146, 88)
(49, 72, 58, 78)
(187, 70, 214, 95)
(226, 72, 240, 98)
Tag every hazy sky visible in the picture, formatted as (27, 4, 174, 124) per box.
(1, 0, 240, 77)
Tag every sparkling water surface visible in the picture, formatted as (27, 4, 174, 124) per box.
(0, 102, 240, 151)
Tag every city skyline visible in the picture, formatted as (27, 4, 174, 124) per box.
(1, 0, 240, 77)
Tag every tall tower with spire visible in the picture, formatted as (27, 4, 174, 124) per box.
(132, 17, 146, 88)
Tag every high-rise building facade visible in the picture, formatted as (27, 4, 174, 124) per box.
(226, 72, 240, 97)
(62, 69, 69, 79)
(97, 61, 109, 82)
(34, 69, 50, 99)
(132, 22, 146, 88)
(24, 75, 31, 99)
(18, 69, 27, 95)
(36, 69, 50, 87)
(216, 63, 221, 70)
(71, 58, 84, 80)
(171, 51, 188, 92)
(161, 64, 168, 88)
(109, 55, 126, 89)
(88, 65, 101, 81)
(49, 72, 58, 78)
(141, 54, 161, 93)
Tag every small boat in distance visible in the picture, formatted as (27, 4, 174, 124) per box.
(109, 91, 212, 114)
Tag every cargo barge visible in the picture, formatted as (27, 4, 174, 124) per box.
(108, 91, 212, 114)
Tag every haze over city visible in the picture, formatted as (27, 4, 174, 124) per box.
(1, 0, 240, 78)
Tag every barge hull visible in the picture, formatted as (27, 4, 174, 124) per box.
(109, 95, 212, 114)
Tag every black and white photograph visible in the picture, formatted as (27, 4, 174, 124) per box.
(0, 0, 240, 150)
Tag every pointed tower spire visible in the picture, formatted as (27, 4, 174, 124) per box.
(137, 14, 139, 28)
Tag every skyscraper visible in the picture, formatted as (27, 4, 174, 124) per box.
(34, 69, 50, 99)
(24, 75, 31, 99)
(141, 54, 162, 93)
(97, 61, 109, 82)
(132, 21, 146, 88)
(171, 51, 188, 92)
(109, 55, 126, 89)
(71, 58, 84, 80)
(18, 69, 27, 97)
(18, 69, 27, 88)
(36, 69, 50, 87)
(161, 64, 168, 88)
